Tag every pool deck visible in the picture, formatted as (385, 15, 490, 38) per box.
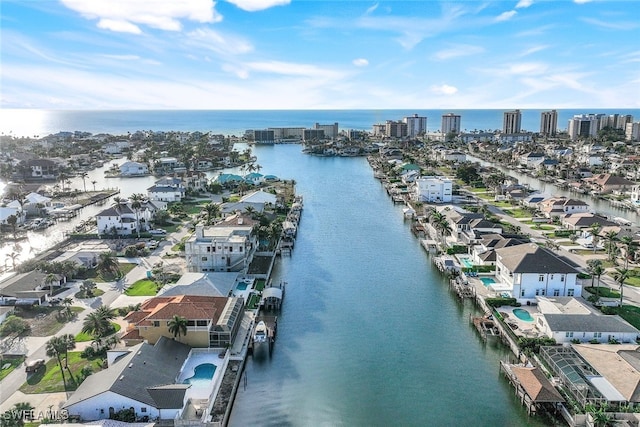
(177, 349, 225, 401)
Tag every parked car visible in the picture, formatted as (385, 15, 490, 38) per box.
(148, 241, 159, 249)
(25, 359, 45, 373)
(149, 229, 167, 235)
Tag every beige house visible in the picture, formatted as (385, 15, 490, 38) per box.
(121, 295, 244, 348)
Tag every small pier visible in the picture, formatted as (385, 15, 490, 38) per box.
(470, 315, 500, 341)
(449, 278, 476, 300)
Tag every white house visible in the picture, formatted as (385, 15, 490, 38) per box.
(96, 200, 159, 236)
(23, 192, 52, 216)
(147, 177, 185, 202)
(415, 176, 452, 203)
(62, 338, 191, 422)
(103, 140, 130, 154)
(243, 173, 264, 185)
(539, 197, 590, 218)
(495, 243, 581, 303)
(185, 213, 258, 272)
(119, 161, 149, 176)
(631, 185, 640, 206)
(0, 200, 25, 225)
(533, 296, 640, 344)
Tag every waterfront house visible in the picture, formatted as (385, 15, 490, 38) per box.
(519, 152, 546, 168)
(147, 177, 185, 202)
(121, 295, 244, 348)
(119, 161, 149, 176)
(103, 140, 130, 154)
(212, 173, 243, 188)
(494, 243, 581, 303)
(534, 296, 639, 344)
(470, 234, 528, 266)
(539, 197, 590, 219)
(561, 213, 618, 232)
(181, 171, 209, 192)
(630, 185, 640, 206)
(243, 172, 264, 185)
(457, 218, 503, 245)
(184, 213, 258, 273)
(154, 157, 186, 174)
(62, 337, 191, 422)
(96, 200, 159, 236)
(414, 176, 452, 203)
(23, 192, 52, 216)
(584, 173, 636, 194)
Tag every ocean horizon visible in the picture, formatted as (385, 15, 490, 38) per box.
(1, 108, 639, 138)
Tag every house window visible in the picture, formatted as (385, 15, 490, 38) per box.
(197, 320, 207, 326)
(550, 274, 554, 279)
(207, 247, 211, 252)
(141, 408, 147, 413)
(565, 332, 574, 338)
(567, 289, 575, 296)
(553, 289, 560, 296)
(521, 289, 525, 297)
(560, 275, 565, 282)
(538, 275, 544, 282)
(201, 257, 207, 261)
(100, 409, 104, 414)
(239, 247, 243, 252)
(594, 332, 602, 338)
(153, 321, 160, 327)
(229, 247, 233, 253)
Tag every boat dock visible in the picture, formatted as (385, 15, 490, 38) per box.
(470, 315, 501, 341)
(248, 315, 277, 356)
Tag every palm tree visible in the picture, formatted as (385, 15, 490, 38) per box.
(620, 236, 637, 269)
(46, 336, 69, 388)
(204, 202, 220, 225)
(82, 305, 115, 345)
(91, 180, 97, 192)
(587, 259, 605, 298)
(44, 273, 58, 298)
(590, 222, 602, 253)
(129, 193, 145, 237)
(60, 334, 76, 382)
(167, 315, 188, 341)
(79, 172, 88, 192)
(613, 267, 629, 308)
(97, 252, 120, 278)
(602, 230, 619, 263)
(6, 214, 18, 240)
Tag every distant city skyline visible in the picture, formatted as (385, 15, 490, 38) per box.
(1, 0, 639, 110)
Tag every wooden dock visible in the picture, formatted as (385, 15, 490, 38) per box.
(470, 315, 501, 341)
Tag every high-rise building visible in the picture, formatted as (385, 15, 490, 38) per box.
(625, 122, 640, 142)
(385, 120, 408, 138)
(503, 110, 522, 134)
(567, 114, 605, 140)
(314, 122, 339, 139)
(601, 114, 633, 130)
(403, 114, 427, 138)
(441, 113, 461, 134)
(540, 110, 558, 136)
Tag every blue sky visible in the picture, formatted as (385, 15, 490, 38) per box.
(1, 0, 639, 109)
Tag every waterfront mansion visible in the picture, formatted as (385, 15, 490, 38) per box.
(185, 213, 258, 273)
(495, 244, 582, 304)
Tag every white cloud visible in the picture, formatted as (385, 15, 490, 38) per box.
(97, 19, 142, 34)
(518, 45, 549, 57)
(432, 44, 484, 61)
(60, 0, 221, 33)
(495, 10, 517, 22)
(574, 0, 592, 4)
(245, 61, 345, 79)
(224, 0, 290, 12)
(580, 17, 639, 30)
(185, 28, 253, 55)
(365, 3, 379, 15)
(430, 84, 458, 95)
(352, 58, 369, 67)
(516, 0, 533, 8)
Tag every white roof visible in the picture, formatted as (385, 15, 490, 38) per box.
(25, 192, 51, 204)
(262, 287, 283, 300)
(586, 376, 627, 401)
(240, 190, 277, 205)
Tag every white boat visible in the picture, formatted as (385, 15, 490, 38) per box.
(253, 321, 268, 344)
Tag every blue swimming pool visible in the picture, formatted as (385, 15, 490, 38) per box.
(460, 258, 474, 268)
(183, 363, 216, 385)
(236, 282, 248, 291)
(512, 308, 534, 322)
(480, 277, 496, 286)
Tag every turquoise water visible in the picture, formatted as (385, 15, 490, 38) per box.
(513, 309, 535, 323)
(460, 258, 474, 268)
(480, 277, 496, 286)
(236, 282, 248, 291)
(183, 363, 216, 385)
(229, 144, 540, 427)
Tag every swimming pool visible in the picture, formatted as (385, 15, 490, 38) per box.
(480, 277, 496, 286)
(512, 308, 534, 323)
(183, 363, 216, 386)
(236, 282, 249, 291)
(460, 258, 474, 268)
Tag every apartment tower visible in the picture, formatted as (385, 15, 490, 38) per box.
(540, 110, 558, 136)
(503, 109, 522, 134)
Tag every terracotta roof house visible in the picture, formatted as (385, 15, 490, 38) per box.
(539, 197, 590, 219)
(584, 174, 636, 194)
(121, 295, 244, 348)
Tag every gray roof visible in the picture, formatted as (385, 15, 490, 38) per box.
(63, 337, 191, 409)
(496, 243, 579, 274)
(0, 271, 57, 298)
(545, 314, 640, 334)
(147, 384, 191, 409)
(147, 185, 185, 193)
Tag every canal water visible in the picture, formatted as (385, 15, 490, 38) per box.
(228, 145, 541, 426)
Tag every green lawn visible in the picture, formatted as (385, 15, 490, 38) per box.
(86, 262, 137, 282)
(613, 306, 640, 330)
(503, 208, 531, 218)
(20, 352, 103, 393)
(468, 187, 488, 193)
(182, 201, 208, 215)
(74, 288, 105, 299)
(0, 357, 25, 381)
(584, 286, 620, 299)
(125, 279, 160, 296)
(75, 322, 121, 342)
(626, 276, 640, 287)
